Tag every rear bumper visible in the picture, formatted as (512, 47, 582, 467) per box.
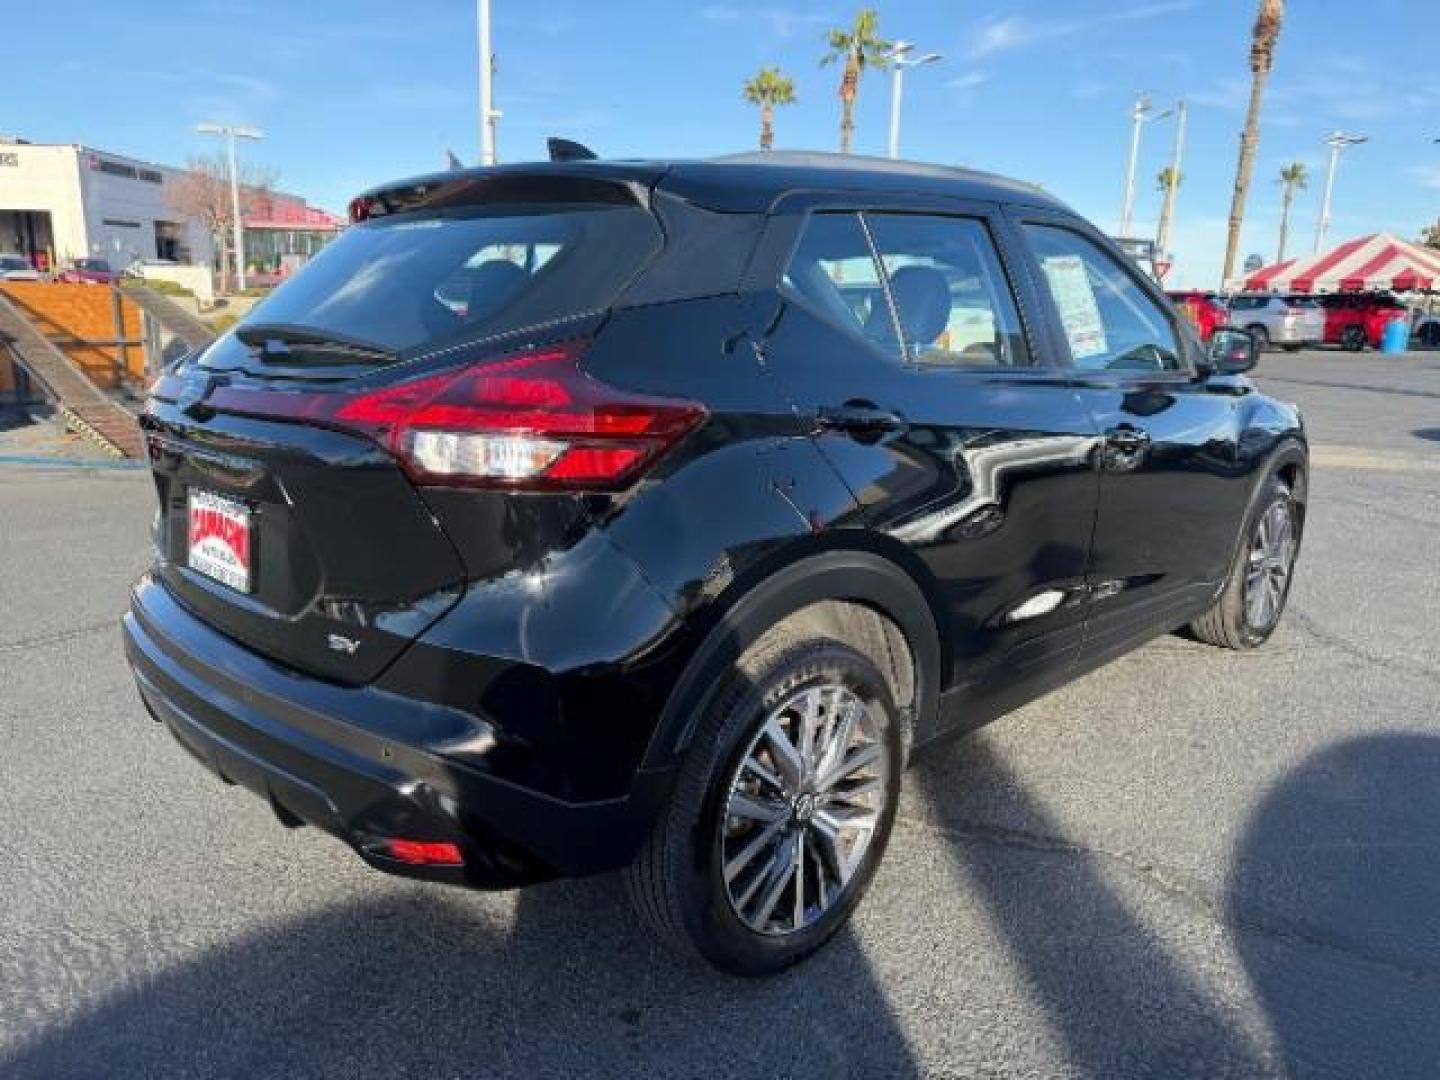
(122, 574, 674, 888)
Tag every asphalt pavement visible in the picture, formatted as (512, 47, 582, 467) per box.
(2, 349, 1438, 1078)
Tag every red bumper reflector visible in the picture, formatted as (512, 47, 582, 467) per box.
(385, 839, 464, 866)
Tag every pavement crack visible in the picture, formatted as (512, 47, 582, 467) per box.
(0, 619, 116, 655)
(898, 813, 1440, 985)
(1286, 606, 1440, 686)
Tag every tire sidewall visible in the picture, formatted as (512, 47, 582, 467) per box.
(679, 643, 902, 975)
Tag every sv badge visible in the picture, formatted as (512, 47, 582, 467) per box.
(327, 633, 362, 655)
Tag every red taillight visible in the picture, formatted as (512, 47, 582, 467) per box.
(384, 839, 464, 866)
(206, 340, 706, 490)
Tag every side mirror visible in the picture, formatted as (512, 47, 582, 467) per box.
(1208, 327, 1258, 375)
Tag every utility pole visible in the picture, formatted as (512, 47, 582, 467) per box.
(196, 122, 264, 292)
(1119, 94, 1171, 238)
(1314, 130, 1367, 253)
(884, 41, 941, 160)
(1154, 100, 1187, 267)
(477, 0, 497, 164)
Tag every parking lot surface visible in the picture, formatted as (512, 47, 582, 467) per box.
(2, 350, 1438, 1078)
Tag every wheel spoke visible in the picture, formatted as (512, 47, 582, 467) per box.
(724, 814, 788, 885)
(791, 831, 807, 931)
(815, 698, 858, 782)
(750, 837, 798, 930)
(728, 791, 785, 823)
(816, 742, 883, 793)
(762, 717, 804, 791)
(741, 755, 786, 794)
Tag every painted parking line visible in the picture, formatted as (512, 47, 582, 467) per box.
(0, 454, 147, 471)
(1310, 445, 1440, 472)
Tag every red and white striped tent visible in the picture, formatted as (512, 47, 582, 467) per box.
(1239, 233, 1440, 293)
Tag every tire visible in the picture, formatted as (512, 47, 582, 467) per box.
(626, 635, 902, 975)
(1189, 474, 1300, 649)
(1342, 325, 1366, 352)
(1247, 324, 1270, 352)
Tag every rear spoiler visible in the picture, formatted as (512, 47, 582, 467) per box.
(349, 160, 659, 224)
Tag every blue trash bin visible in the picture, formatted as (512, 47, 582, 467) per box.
(1380, 317, 1410, 355)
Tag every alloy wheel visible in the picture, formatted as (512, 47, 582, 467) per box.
(719, 683, 891, 937)
(1245, 499, 1296, 631)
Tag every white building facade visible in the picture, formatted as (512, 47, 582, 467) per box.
(0, 138, 213, 272)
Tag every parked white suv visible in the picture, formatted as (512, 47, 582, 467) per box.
(1226, 294, 1325, 351)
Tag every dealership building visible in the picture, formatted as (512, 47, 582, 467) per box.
(0, 135, 340, 278)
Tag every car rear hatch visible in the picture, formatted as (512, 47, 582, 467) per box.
(142, 167, 669, 685)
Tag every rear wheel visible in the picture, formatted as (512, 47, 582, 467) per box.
(1189, 474, 1300, 649)
(1342, 324, 1367, 352)
(627, 636, 902, 975)
(1247, 324, 1271, 352)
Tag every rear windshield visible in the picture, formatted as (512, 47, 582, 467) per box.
(229, 202, 661, 356)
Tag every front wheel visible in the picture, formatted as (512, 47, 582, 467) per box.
(1342, 325, 1367, 352)
(627, 637, 902, 975)
(1248, 324, 1271, 352)
(1189, 474, 1300, 649)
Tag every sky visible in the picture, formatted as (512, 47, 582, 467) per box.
(7, 0, 1440, 287)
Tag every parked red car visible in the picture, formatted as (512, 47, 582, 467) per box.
(1315, 292, 1407, 350)
(58, 257, 117, 285)
(1166, 290, 1228, 343)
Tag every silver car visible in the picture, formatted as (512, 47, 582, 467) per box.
(1225, 293, 1325, 350)
(0, 254, 40, 281)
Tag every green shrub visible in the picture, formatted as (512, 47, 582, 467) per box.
(206, 310, 241, 335)
(122, 277, 196, 300)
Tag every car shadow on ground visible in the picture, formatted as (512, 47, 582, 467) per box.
(6, 732, 1439, 1078)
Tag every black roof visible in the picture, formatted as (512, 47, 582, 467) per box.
(359, 151, 1067, 216)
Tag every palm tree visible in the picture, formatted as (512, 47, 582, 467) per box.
(821, 8, 891, 155)
(1221, 0, 1285, 284)
(1155, 167, 1183, 262)
(1276, 161, 1307, 262)
(743, 67, 797, 151)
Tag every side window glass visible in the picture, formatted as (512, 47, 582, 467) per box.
(1022, 223, 1183, 373)
(782, 213, 890, 344)
(864, 213, 1031, 367)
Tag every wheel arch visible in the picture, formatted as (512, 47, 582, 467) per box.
(640, 544, 944, 773)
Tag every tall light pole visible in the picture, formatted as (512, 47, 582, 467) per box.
(1314, 130, 1367, 253)
(1154, 100, 1187, 268)
(476, 0, 498, 164)
(1119, 93, 1172, 238)
(196, 122, 263, 292)
(885, 41, 941, 160)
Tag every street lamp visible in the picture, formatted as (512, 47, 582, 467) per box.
(1314, 130, 1367, 253)
(1118, 93, 1173, 239)
(1154, 100, 1187, 269)
(885, 41, 941, 160)
(476, 0, 500, 164)
(195, 122, 264, 292)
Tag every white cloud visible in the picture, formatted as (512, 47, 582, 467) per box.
(966, 1, 1197, 60)
(1408, 164, 1440, 191)
(947, 71, 989, 92)
(1190, 77, 1249, 111)
(701, 4, 828, 40)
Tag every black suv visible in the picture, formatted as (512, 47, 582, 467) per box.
(124, 152, 1306, 974)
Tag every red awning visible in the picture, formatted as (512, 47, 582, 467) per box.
(1239, 234, 1440, 293)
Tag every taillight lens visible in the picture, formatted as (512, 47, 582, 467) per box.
(205, 340, 705, 490)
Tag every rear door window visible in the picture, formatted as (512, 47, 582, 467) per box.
(227, 204, 661, 357)
(864, 213, 1031, 367)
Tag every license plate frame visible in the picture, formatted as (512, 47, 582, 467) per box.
(187, 488, 253, 593)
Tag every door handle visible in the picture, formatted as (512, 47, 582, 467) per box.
(817, 401, 908, 436)
(1103, 424, 1151, 452)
